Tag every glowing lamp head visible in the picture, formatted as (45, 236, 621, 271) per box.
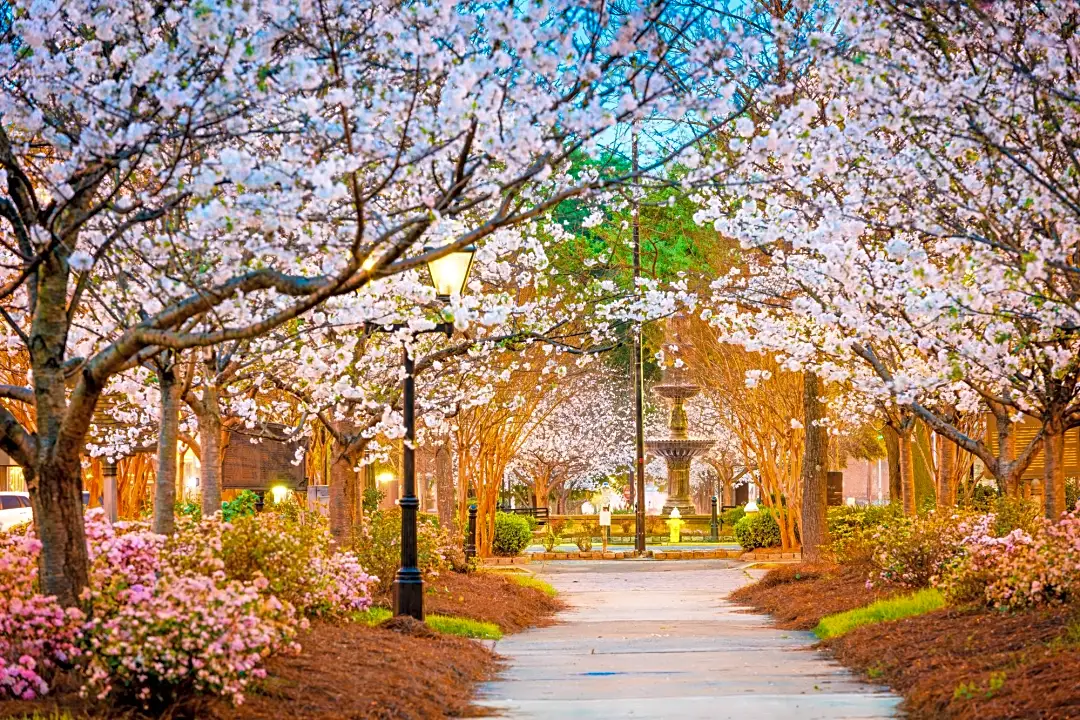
(424, 244, 476, 300)
(376, 470, 395, 485)
(269, 484, 290, 504)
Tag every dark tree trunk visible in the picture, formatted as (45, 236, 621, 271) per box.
(799, 372, 829, 561)
(153, 361, 181, 534)
(32, 461, 89, 607)
(884, 425, 902, 506)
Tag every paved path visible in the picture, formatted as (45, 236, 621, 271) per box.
(475, 560, 900, 719)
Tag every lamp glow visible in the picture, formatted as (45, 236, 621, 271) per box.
(376, 470, 395, 485)
(424, 244, 476, 300)
(270, 484, 290, 503)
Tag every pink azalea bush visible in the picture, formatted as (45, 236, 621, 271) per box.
(221, 512, 374, 618)
(0, 507, 375, 707)
(0, 534, 83, 700)
(940, 504, 1080, 610)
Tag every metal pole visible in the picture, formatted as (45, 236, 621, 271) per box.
(710, 495, 719, 542)
(465, 503, 477, 559)
(393, 343, 424, 619)
(103, 459, 118, 523)
(632, 129, 647, 556)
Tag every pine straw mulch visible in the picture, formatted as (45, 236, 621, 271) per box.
(0, 570, 563, 720)
(411, 569, 564, 633)
(732, 562, 1080, 719)
(210, 617, 500, 720)
(728, 561, 893, 630)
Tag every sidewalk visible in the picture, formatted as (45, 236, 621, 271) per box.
(474, 560, 900, 719)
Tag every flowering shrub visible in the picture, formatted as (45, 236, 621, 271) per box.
(222, 512, 373, 618)
(936, 514, 1032, 605)
(0, 535, 83, 700)
(81, 573, 299, 707)
(2, 508, 376, 707)
(353, 509, 451, 593)
(870, 511, 972, 588)
(939, 505, 1080, 610)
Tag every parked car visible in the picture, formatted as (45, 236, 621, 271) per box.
(0, 491, 32, 530)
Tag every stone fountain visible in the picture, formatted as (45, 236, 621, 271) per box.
(646, 365, 714, 517)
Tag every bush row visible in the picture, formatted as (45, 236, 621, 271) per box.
(830, 497, 1080, 611)
(1, 508, 373, 707)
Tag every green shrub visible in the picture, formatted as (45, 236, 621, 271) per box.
(175, 497, 201, 520)
(221, 490, 258, 522)
(352, 508, 452, 592)
(871, 511, 972, 588)
(721, 506, 745, 529)
(1067, 479, 1078, 512)
(543, 524, 559, 552)
(733, 509, 781, 550)
(814, 589, 944, 639)
(827, 504, 901, 564)
(218, 510, 363, 618)
(362, 486, 385, 514)
(492, 512, 533, 556)
(574, 533, 593, 551)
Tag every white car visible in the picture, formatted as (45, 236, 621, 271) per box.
(0, 491, 33, 531)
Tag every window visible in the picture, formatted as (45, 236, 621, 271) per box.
(0, 496, 21, 510)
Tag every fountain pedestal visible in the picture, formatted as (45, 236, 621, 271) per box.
(645, 371, 713, 517)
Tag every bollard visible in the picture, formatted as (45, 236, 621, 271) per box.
(465, 504, 478, 559)
(710, 495, 719, 542)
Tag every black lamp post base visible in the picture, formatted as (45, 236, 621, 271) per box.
(392, 568, 425, 620)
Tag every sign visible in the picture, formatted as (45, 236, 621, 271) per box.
(827, 471, 844, 507)
(598, 510, 611, 527)
(221, 425, 307, 491)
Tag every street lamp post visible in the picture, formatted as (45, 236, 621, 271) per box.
(368, 244, 475, 621)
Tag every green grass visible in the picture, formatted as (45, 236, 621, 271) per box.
(813, 588, 945, 640)
(426, 614, 502, 640)
(352, 607, 393, 626)
(508, 574, 558, 597)
(350, 607, 502, 639)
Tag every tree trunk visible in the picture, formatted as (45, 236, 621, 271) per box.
(329, 449, 355, 545)
(884, 425, 902, 505)
(799, 373, 828, 561)
(32, 461, 90, 607)
(1044, 420, 1066, 520)
(898, 430, 916, 516)
(197, 389, 223, 518)
(153, 362, 181, 534)
(435, 439, 454, 531)
(1003, 420, 1019, 497)
(936, 434, 958, 509)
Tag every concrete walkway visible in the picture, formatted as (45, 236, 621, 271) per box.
(475, 560, 901, 719)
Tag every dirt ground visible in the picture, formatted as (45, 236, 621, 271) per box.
(734, 563, 1080, 719)
(0, 569, 561, 720)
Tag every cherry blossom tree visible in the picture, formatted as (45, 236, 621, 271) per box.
(697, 0, 1080, 518)
(0, 0, 759, 603)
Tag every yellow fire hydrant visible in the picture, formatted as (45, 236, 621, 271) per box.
(666, 507, 684, 544)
